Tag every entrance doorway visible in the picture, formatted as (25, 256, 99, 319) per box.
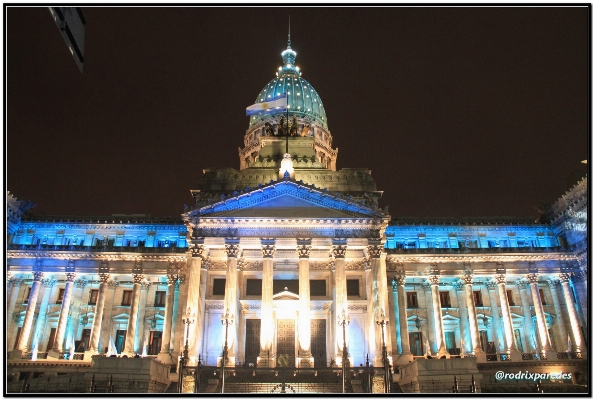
(115, 330, 126, 354)
(245, 319, 261, 365)
(310, 319, 327, 367)
(277, 319, 295, 366)
(149, 331, 162, 355)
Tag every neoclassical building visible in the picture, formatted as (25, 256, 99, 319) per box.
(5, 39, 588, 393)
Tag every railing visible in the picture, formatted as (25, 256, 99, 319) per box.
(7, 244, 188, 254)
(386, 246, 567, 255)
(557, 352, 583, 360)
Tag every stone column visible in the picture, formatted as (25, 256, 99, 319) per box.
(297, 243, 313, 367)
(124, 264, 144, 356)
(7, 277, 24, 343)
(185, 246, 202, 364)
(365, 260, 376, 362)
(51, 272, 76, 353)
(332, 243, 347, 358)
(558, 273, 586, 352)
(453, 280, 470, 355)
(89, 269, 110, 352)
(516, 279, 537, 352)
(526, 273, 553, 352)
(485, 280, 505, 352)
(391, 279, 402, 355)
(494, 274, 520, 359)
(16, 272, 44, 354)
(223, 243, 240, 365)
(159, 275, 178, 358)
(428, 274, 448, 357)
(422, 281, 436, 355)
(369, 243, 391, 365)
(548, 278, 568, 352)
(460, 275, 483, 355)
(258, 242, 275, 367)
(32, 277, 56, 354)
(394, 275, 411, 356)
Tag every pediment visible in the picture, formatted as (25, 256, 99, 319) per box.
(187, 180, 386, 219)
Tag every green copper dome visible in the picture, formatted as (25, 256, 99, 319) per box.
(248, 42, 328, 129)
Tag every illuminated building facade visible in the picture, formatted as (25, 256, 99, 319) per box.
(6, 40, 588, 393)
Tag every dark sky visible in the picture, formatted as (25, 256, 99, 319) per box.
(6, 6, 590, 219)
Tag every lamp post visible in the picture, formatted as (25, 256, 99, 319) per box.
(337, 309, 350, 393)
(178, 309, 195, 393)
(221, 309, 234, 394)
(376, 311, 390, 393)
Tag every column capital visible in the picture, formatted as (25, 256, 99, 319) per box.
(557, 273, 571, 283)
(9, 276, 24, 288)
(393, 275, 406, 287)
(297, 245, 312, 259)
(42, 278, 57, 288)
(99, 272, 111, 283)
(453, 280, 465, 291)
(107, 279, 119, 290)
(261, 244, 276, 258)
(133, 273, 145, 284)
(140, 280, 151, 290)
(332, 245, 347, 259)
(548, 278, 561, 288)
(515, 279, 528, 290)
(427, 275, 440, 286)
(459, 275, 473, 285)
(225, 244, 241, 258)
(74, 278, 87, 289)
(485, 280, 497, 290)
(191, 244, 206, 259)
(33, 271, 44, 281)
(526, 273, 539, 284)
(421, 280, 432, 291)
(367, 244, 382, 258)
(494, 274, 506, 284)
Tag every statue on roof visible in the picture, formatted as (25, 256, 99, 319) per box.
(289, 115, 298, 136)
(264, 122, 275, 136)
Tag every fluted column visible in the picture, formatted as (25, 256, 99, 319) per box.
(31, 278, 57, 353)
(558, 273, 586, 352)
(494, 274, 518, 352)
(332, 244, 347, 356)
(516, 279, 536, 352)
(17, 272, 44, 352)
(184, 246, 202, 365)
(548, 278, 568, 352)
(259, 242, 275, 366)
(7, 277, 23, 332)
(526, 273, 552, 352)
(391, 279, 402, 354)
(394, 275, 411, 355)
(428, 274, 448, 357)
(52, 272, 76, 352)
(297, 244, 312, 354)
(453, 280, 470, 354)
(124, 265, 144, 356)
(223, 244, 240, 364)
(89, 270, 110, 352)
(159, 276, 178, 356)
(485, 281, 504, 351)
(460, 275, 482, 354)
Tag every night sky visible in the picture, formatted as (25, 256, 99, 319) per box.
(6, 6, 590, 219)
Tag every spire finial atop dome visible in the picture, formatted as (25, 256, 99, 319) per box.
(287, 16, 291, 48)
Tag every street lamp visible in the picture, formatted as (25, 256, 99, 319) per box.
(178, 309, 195, 393)
(221, 309, 234, 394)
(337, 309, 350, 393)
(375, 311, 390, 393)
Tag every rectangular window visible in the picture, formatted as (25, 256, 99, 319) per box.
(514, 329, 523, 352)
(479, 331, 488, 352)
(115, 330, 126, 354)
(439, 291, 451, 308)
(56, 288, 65, 304)
(149, 331, 162, 355)
(81, 329, 91, 351)
(346, 279, 360, 296)
(506, 290, 515, 306)
(473, 291, 483, 307)
(88, 289, 99, 305)
(46, 328, 56, 352)
(310, 280, 326, 296)
(23, 287, 32, 303)
(14, 327, 22, 350)
(406, 292, 418, 308)
(539, 288, 547, 305)
(121, 290, 132, 306)
(273, 279, 299, 294)
(409, 332, 423, 356)
(212, 279, 226, 296)
(246, 279, 262, 296)
(445, 331, 456, 352)
(154, 291, 166, 307)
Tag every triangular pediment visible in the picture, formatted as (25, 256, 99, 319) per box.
(187, 179, 386, 219)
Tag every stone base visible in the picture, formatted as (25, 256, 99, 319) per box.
(257, 355, 275, 368)
(157, 352, 175, 365)
(47, 349, 60, 359)
(84, 356, 171, 393)
(297, 356, 314, 369)
(398, 357, 482, 393)
(9, 349, 24, 360)
(84, 350, 98, 362)
(393, 353, 414, 366)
